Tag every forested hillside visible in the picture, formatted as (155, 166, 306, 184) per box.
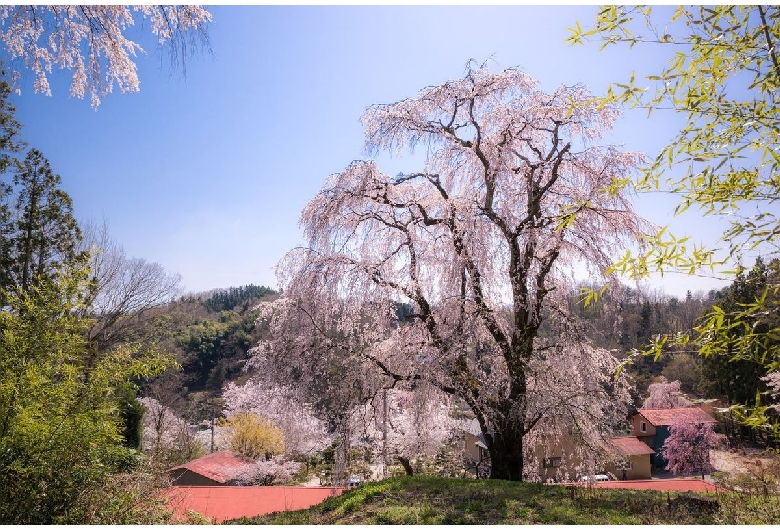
(136, 285, 278, 423)
(148, 257, 779, 433)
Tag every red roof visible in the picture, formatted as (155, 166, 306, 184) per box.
(168, 451, 253, 484)
(638, 407, 716, 427)
(594, 478, 725, 493)
(607, 436, 655, 456)
(166, 486, 346, 522)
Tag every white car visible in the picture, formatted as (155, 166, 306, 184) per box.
(579, 474, 611, 483)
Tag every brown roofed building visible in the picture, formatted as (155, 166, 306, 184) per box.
(168, 451, 254, 486)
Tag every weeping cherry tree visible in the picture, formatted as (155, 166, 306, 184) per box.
(257, 65, 650, 481)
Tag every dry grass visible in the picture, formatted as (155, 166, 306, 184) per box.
(710, 447, 779, 476)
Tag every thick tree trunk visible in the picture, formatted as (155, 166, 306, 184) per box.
(488, 427, 525, 481)
(483, 385, 528, 481)
(396, 456, 414, 476)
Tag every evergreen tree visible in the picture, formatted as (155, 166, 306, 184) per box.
(0, 73, 25, 294)
(2, 149, 83, 296)
(699, 258, 779, 407)
(203, 284, 276, 313)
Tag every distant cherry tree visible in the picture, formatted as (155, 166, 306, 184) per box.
(661, 421, 727, 479)
(764, 372, 780, 400)
(0, 6, 211, 107)
(228, 456, 301, 486)
(222, 381, 329, 458)
(643, 378, 692, 409)
(256, 64, 647, 481)
(352, 385, 456, 476)
(139, 396, 204, 466)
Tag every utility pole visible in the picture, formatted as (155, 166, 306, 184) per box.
(210, 402, 215, 453)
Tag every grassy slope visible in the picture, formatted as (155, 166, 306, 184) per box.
(226, 476, 721, 525)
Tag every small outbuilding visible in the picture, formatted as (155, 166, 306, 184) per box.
(604, 436, 655, 480)
(168, 451, 254, 486)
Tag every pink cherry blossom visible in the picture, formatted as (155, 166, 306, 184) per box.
(643, 378, 692, 409)
(256, 64, 648, 480)
(0, 6, 211, 107)
(661, 421, 727, 478)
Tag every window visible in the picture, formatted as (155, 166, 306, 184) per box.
(640, 422, 647, 433)
(543, 457, 562, 468)
(619, 460, 633, 470)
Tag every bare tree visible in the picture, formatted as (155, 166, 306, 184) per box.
(80, 219, 182, 352)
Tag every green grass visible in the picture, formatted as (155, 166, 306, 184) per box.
(225, 476, 725, 525)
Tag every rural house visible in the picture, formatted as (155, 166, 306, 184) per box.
(529, 429, 659, 482)
(631, 407, 717, 469)
(462, 419, 491, 476)
(603, 436, 655, 480)
(463, 419, 595, 481)
(168, 451, 254, 486)
(464, 419, 652, 481)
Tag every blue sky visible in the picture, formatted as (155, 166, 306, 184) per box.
(8, 5, 732, 296)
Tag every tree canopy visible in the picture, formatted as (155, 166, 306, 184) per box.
(256, 64, 648, 481)
(569, 6, 780, 272)
(570, 6, 780, 437)
(0, 271, 173, 523)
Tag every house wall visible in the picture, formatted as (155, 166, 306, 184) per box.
(463, 430, 592, 481)
(630, 414, 656, 438)
(464, 432, 485, 464)
(531, 432, 598, 482)
(463, 428, 634, 482)
(630, 414, 666, 471)
(604, 454, 652, 480)
(651, 426, 671, 469)
(169, 469, 222, 487)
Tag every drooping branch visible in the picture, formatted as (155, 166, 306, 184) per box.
(261, 65, 643, 481)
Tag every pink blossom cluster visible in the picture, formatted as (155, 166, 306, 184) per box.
(763, 371, 780, 400)
(0, 6, 211, 107)
(229, 456, 302, 486)
(660, 421, 727, 477)
(643, 378, 692, 409)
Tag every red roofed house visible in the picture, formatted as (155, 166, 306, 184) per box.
(631, 407, 717, 470)
(164, 452, 350, 522)
(168, 451, 254, 486)
(603, 436, 655, 480)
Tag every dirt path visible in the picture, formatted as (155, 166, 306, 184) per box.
(710, 448, 778, 475)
